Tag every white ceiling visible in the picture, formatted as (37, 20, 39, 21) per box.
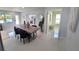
(0, 7, 45, 12)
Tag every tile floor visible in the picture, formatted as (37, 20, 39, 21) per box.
(2, 30, 64, 51)
(2, 30, 79, 51)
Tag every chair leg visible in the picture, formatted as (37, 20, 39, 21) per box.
(23, 38, 25, 44)
(35, 32, 37, 38)
(15, 34, 16, 37)
(20, 38, 22, 42)
(28, 37, 30, 43)
(32, 33, 35, 40)
(17, 34, 20, 40)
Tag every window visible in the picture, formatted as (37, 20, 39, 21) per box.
(0, 14, 4, 23)
(0, 12, 13, 23)
(0, 20, 4, 23)
(55, 14, 61, 24)
(5, 14, 13, 23)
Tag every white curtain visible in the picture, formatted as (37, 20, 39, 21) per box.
(69, 7, 79, 32)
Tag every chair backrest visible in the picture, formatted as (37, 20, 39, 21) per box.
(14, 26, 20, 34)
(14, 26, 31, 38)
(14, 26, 17, 34)
(14, 26, 16, 31)
(18, 28, 31, 38)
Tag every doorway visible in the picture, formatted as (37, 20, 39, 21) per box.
(47, 9, 62, 39)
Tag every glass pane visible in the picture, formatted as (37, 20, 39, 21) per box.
(55, 14, 61, 24)
(0, 14, 4, 20)
(0, 14, 4, 23)
(6, 19, 12, 22)
(5, 14, 13, 23)
(0, 20, 4, 23)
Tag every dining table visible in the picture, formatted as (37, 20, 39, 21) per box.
(16, 24, 40, 39)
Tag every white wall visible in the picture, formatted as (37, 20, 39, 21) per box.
(59, 7, 70, 39)
(63, 7, 79, 50)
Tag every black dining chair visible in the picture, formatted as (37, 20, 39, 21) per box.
(19, 28, 32, 44)
(14, 26, 20, 39)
